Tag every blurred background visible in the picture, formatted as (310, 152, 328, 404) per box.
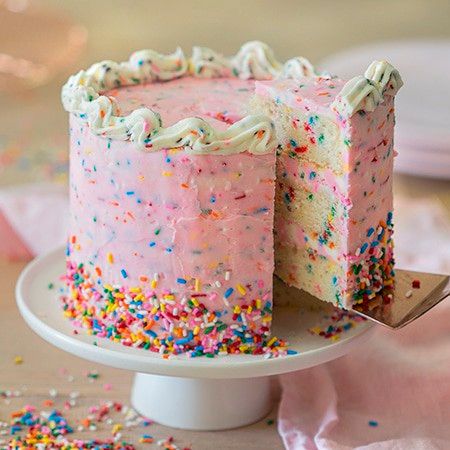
(0, 0, 449, 270)
(1, 4, 449, 449)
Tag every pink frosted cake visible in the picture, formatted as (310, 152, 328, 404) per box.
(61, 41, 402, 356)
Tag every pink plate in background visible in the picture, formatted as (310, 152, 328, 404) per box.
(320, 40, 450, 179)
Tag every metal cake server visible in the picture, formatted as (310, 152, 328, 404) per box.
(352, 269, 450, 329)
(274, 269, 450, 329)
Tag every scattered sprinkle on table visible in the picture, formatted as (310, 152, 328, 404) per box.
(87, 369, 100, 379)
(1, 368, 195, 449)
(139, 434, 154, 443)
(309, 309, 366, 341)
(1, 401, 188, 449)
(49, 388, 58, 397)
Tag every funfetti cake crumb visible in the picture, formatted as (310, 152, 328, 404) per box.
(254, 61, 402, 308)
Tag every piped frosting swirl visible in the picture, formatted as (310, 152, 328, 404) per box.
(231, 40, 283, 80)
(62, 43, 402, 152)
(364, 60, 403, 96)
(62, 43, 289, 154)
(191, 41, 318, 81)
(281, 57, 316, 79)
(190, 46, 232, 78)
(331, 60, 403, 116)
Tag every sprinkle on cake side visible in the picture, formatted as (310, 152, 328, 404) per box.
(64, 117, 278, 355)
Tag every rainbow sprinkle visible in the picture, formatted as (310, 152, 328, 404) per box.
(309, 308, 366, 341)
(4, 405, 136, 449)
(61, 261, 289, 358)
(349, 212, 395, 307)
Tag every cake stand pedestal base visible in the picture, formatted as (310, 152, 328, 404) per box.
(131, 373, 271, 430)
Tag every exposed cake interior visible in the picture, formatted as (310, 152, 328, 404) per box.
(254, 76, 395, 308)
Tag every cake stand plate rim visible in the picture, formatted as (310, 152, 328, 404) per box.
(15, 247, 375, 379)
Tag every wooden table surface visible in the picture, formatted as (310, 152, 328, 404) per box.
(1, 0, 450, 448)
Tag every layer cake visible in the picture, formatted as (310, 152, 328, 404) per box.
(61, 42, 402, 355)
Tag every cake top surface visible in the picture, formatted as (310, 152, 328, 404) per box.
(61, 40, 403, 154)
(107, 77, 255, 131)
(256, 77, 346, 115)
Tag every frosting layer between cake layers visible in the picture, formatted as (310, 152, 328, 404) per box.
(64, 76, 282, 357)
(255, 75, 397, 308)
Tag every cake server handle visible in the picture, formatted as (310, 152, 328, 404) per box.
(352, 269, 450, 329)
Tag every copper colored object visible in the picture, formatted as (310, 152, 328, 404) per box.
(0, 1, 87, 91)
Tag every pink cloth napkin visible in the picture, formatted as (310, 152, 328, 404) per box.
(278, 299, 450, 449)
(1, 182, 450, 449)
(0, 183, 68, 260)
(278, 196, 450, 449)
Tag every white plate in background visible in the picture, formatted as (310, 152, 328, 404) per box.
(320, 40, 450, 179)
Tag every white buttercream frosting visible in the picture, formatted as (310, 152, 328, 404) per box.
(62, 42, 316, 154)
(191, 42, 317, 81)
(231, 40, 283, 80)
(331, 60, 402, 116)
(190, 46, 232, 78)
(281, 57, 316, 79)
(331, 76, 383, 116)
(364, 60, 403, 96)
(62, 43, 402, 151)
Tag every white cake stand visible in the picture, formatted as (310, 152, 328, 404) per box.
(16, 248, 375, 430)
